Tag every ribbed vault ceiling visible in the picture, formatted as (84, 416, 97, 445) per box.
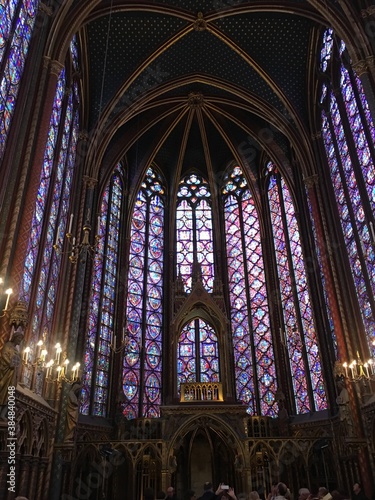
(73, 0, 330, 186)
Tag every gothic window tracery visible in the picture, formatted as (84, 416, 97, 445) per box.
(0, 0, 39, 162)
(223, 165, 277, 416)
(267, 163, 326, 413)
(81, 164, 123, 416)
(176, 173, 214, 293)
(319, 28, 375, 354)
(19, 42, 80, 390)
(122, 167, 165, 419)
(177, 318, 220, 396)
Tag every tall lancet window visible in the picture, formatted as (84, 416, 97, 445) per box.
(320, 28, 375, 353)
(176, 173, 214, 292)
(123, 167, 164, 419)
(177, 318, 220, 395)
(267, 163, 327, 414)
(0, 0, 39, 162)
(223, 165, 277, 416)
(81, 165, 124, 416)
(19, 41, 80, 390)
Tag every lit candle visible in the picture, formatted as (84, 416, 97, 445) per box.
(4, 288, 12, 312)
(342, 362, 348, 378)
(54, 226, 60, 247)
(41, 349, 48, 362)
(364, 362, 370, 379)
(23, 346, 31, 363)
(36, 340, 43, 359)
(68, 213, 74, 234)
(46, 360, 54, 378)
(55, 343, 62, 364)
(57, 366, 62, 381)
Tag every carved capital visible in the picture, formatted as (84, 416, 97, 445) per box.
(311, 131, 322, 141)
(361, 6, 375, 18)
(303, 174, 318, 189)
(366, 55, 375, 70)
(352, 59, 368, 77)
(78, 131, 89, 142)
(49, 60, 64, 77)
(83, 175, 98, 189)
(39, 2, 53, 16)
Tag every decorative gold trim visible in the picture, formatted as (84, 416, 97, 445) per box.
(194, 12, 207, 31)
(361, 6, 375, 18)
(38, 2, 53, 16)
(82, 175, 98, 189)
(188, 92, 204, 108)
(180, 382, 224, 402)
(352, 60, 368, 77)
(303, 174, 318, 188)
(49, 60, 64, 77)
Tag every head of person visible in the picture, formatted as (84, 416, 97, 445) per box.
(319, 488, 329, 499)
(277, 483, 288, 497)
(204, 482, 213, 492)
(249, 491, 260, 500)
(185, 490, 196, 500)
(15, 497, 29, 500)
(167, 486, 175, 497)
(238, 494, 249, 500)
(156, 491, 166, 500)
(353, 484, 362, 495)
(299, 488, 311, 500)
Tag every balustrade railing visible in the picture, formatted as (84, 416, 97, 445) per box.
(180, 382, 223, 402)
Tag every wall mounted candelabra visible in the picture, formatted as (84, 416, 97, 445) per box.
(53, 210, 100, 263)
(22, 340, 80, 384)
(335, 347, 375, 383)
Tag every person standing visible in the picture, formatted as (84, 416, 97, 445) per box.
(166, 485, 178, 500)
(352, 483, 368, 500)
(198, 482, 217, 500)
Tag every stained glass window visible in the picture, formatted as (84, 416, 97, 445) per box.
(320, 29, 375, 355)
(0, 0, 39, 162)
(122, 167, 164, 419)
(176, 173, 214, 292)
(80, 165, 123, 416)
(177, 318, 220, 394)
(19, 44, 80, 390)
(223, 165, 277, 416)
(268, 164, 327, 414)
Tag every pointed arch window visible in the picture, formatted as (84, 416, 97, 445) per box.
(122, 167, 165, 419)
(223, 165, 277, 416)
(176, 173, 214, 293)
(81, 165, 124, 416)
(19, 42, 80, 390)
(267, 163, 327, 414)
(0, 0, 39, 162)
(319, 29, 375, 353)
(177, 318, 220, 395)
